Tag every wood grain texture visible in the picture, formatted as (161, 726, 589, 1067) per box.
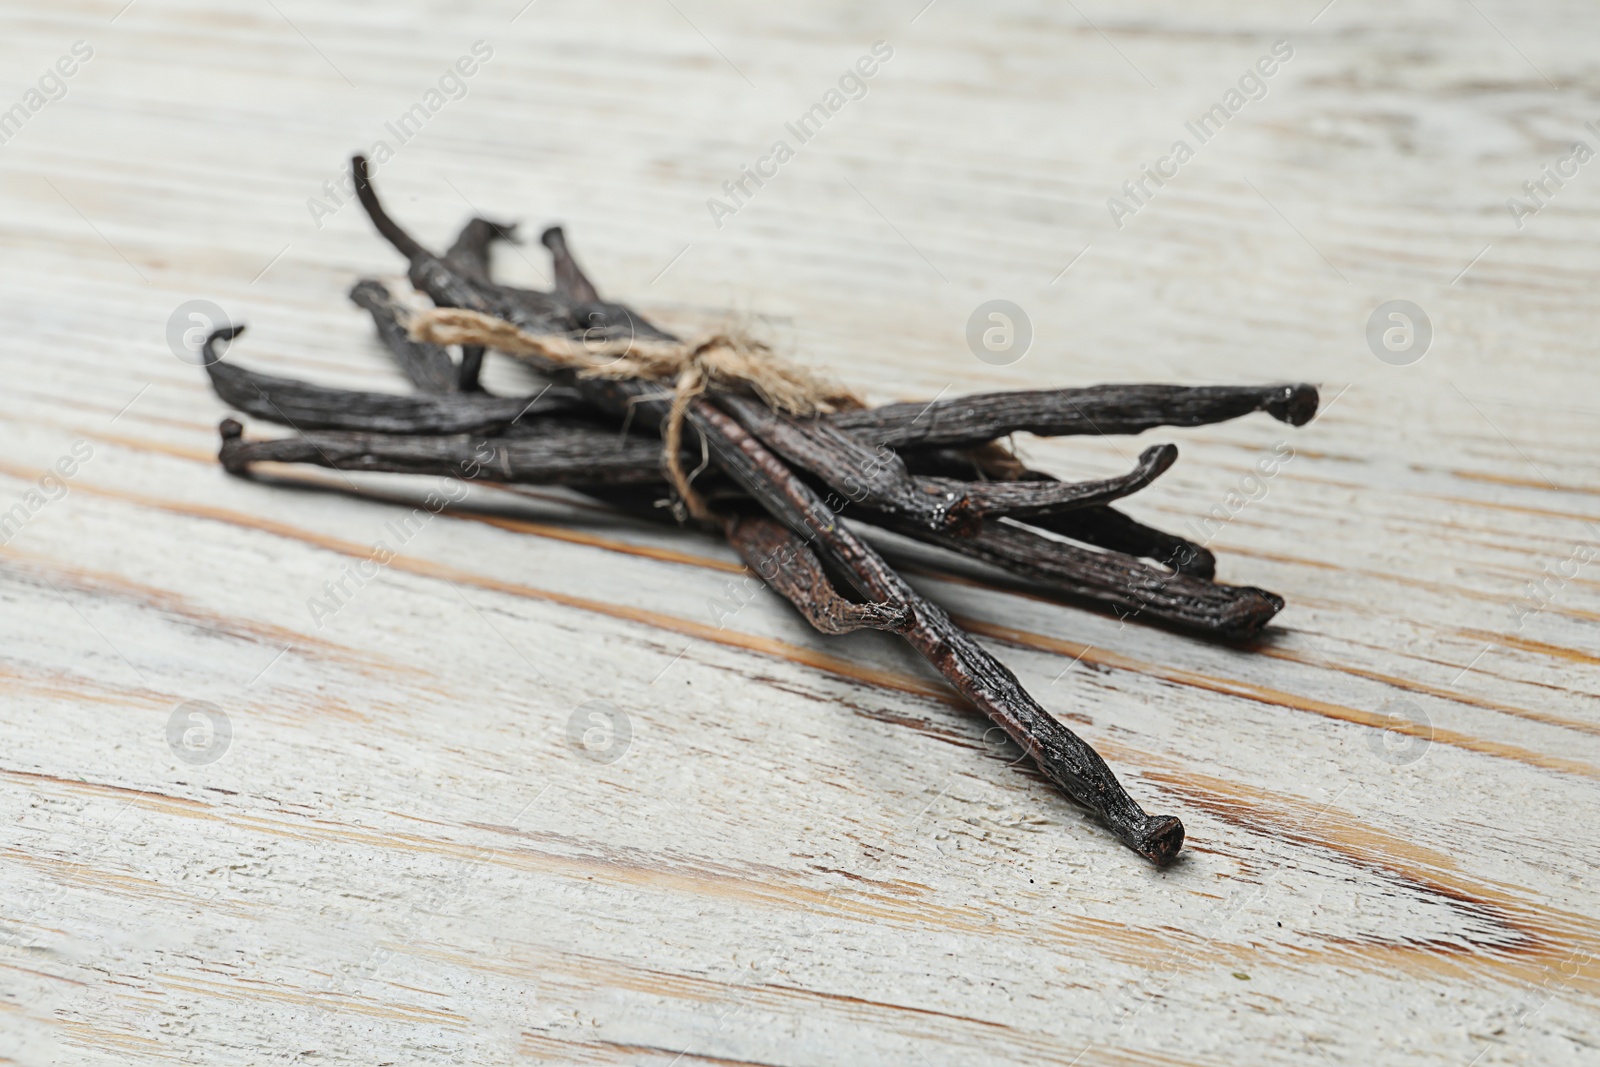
(1, 0, 1597, 1063)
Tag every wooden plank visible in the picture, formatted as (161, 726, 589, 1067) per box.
(0, 1, 1596, 1064)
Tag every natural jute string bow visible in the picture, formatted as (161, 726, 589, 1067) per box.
(409, 307, 863, 519)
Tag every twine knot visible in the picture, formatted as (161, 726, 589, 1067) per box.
(409, 307, 863, 520)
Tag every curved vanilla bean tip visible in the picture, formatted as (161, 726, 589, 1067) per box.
(349, 279, 461, 395)
(542, 227, 678, 344)
(956, 443, 1178, 522)
(540, 225, 602, 303)
(218, 417, 249, 475)
(351, 155, 427, 261)
(351, 156, 506, 321)
(1267, 383, 1319, 426)
(1140, 443, 1177, 475)
(445, 217, 519, 283)
(202, 324, 244, 366)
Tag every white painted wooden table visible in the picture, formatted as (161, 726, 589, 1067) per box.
(1, 1, 1597, 1063)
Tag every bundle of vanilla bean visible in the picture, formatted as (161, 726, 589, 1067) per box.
(204, 157, 1318, 865)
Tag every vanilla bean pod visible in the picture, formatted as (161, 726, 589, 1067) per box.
(830, 382, 1318, 449)
(217, 416, 671, 485)
(885, 519, 1280, 635)
(202, 326, 579, 435)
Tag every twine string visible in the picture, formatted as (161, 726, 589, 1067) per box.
(409, 307, 863, 519)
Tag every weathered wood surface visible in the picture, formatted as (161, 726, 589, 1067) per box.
(1, 1, 1598, 1063)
